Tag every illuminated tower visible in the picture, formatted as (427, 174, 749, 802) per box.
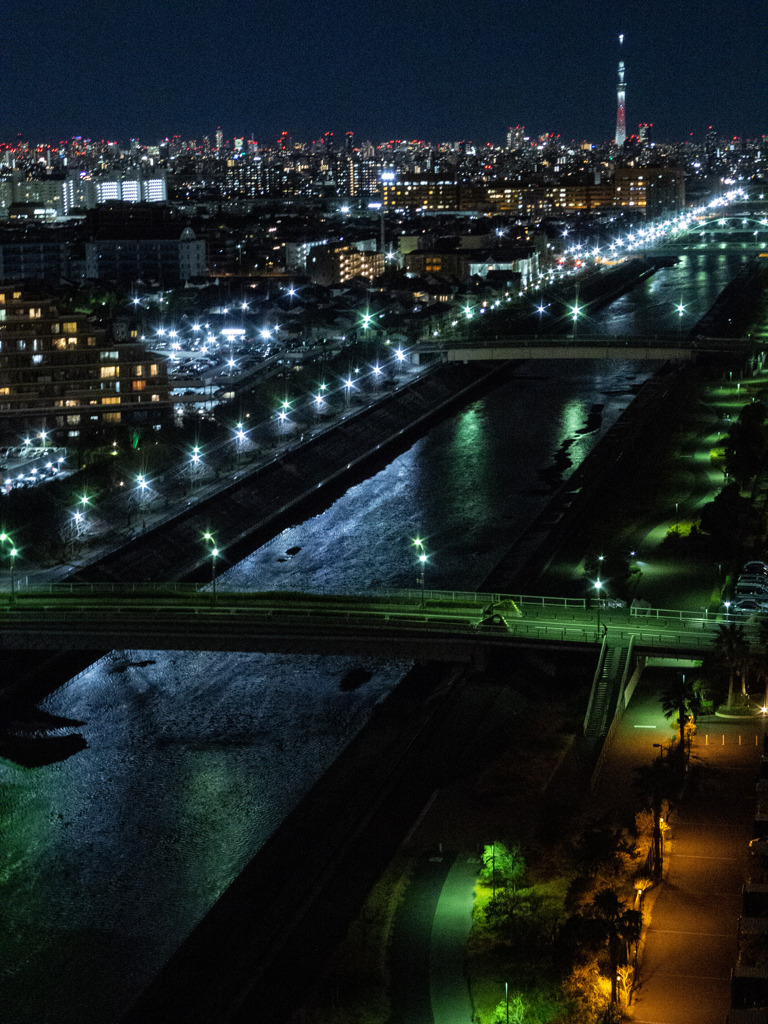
(615, 36, 626, 146)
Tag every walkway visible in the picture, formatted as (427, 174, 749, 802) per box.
(389, 851, 478, 1024)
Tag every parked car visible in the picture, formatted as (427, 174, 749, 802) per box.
(743, 561, 768, 576)
(738, 576, 768, 587)
(736, 584, 768, 597)
(731, 599, 768, 615)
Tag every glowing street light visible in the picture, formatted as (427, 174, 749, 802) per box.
(203, 532, 220, 604)
(0, 533, 18, 605)
(594, 578, 604, 635)
(413, 536, 428, 609)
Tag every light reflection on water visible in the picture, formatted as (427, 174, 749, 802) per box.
(0, 252, 748, 1022)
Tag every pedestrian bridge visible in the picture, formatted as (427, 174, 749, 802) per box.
(0, 583, 741, 662)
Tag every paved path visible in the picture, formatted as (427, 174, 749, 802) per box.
(630, 722, 758, 1024)
(430, 854, 479, 1024)
(389, 851, 479, 1024)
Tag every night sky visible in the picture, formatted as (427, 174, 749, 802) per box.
(3, 0, 765, 145)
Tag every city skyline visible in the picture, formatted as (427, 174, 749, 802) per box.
(4, 0, 765, 145)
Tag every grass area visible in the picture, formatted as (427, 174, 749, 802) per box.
(301, 852, 416, 1024)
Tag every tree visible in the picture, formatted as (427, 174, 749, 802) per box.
(571, 820, 637, 881)
(699, 482, 755, 553)
(591, 889, 642, 1005)
(725, 400, 768, 490)
(712, 623, 751, 709)
(633, 756, 680, 879)
(659, 674, 704, 753)
(493, 992, 527, 1023)
(481, 842, 526, 893)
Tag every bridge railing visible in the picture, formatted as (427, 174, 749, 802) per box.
(379, 587, 586, 610)
(7, 582, 588, 611)
(12, 581, 203, 595)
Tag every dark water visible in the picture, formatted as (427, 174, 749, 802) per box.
(0, 250, 751, 1023)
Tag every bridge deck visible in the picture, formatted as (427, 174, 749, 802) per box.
(0, 586, 746, 660)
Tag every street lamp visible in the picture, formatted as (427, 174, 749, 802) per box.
(413, 536, 428, 609)
(675, 300, 686, 339)
(594, 578, 603, 635)
(1, 533, 18, 606)
(202, 532, 220, 605)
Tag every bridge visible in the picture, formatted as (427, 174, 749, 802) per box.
(414, 333, 758, 362)
(0, 583, 740, 660)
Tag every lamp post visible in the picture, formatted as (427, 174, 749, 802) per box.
(594, 578, 603, 635)
(203, 532, 219, 605)
(1, 533, 18, 606)
(413, 536, 428, 609)
(675, 300, 686, 341)
(651, 742, 664, 879)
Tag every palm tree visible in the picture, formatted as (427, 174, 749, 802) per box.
(712, 623, 750, 710)
(659, 674, 704, 749)
(592, 889, 643, 1004)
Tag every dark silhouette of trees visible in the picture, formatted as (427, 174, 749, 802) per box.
(591, 889, 642, 1005)
(659, 674, 704, 753)
(712, 623, 751, 709)
(698, 483, 754, 553)
(725, 400, 768, 491)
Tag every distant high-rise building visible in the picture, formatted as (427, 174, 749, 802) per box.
(215, 127, 223, 151)
(638, 123, 652, 145)
(615, 36, 626, 146)
(506, 125, 525, 150)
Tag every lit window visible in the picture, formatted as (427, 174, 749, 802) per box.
(100, 366, 118, 379)
(101, 396, 120, 405)
(63, 321, 77, 333)
(132, 380, 146, 391)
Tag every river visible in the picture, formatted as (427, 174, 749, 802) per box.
(0, 249, 752, 1023)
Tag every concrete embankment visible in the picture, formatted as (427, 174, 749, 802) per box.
(480, 359, 688, 593)
(75, 361, 512, 585)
